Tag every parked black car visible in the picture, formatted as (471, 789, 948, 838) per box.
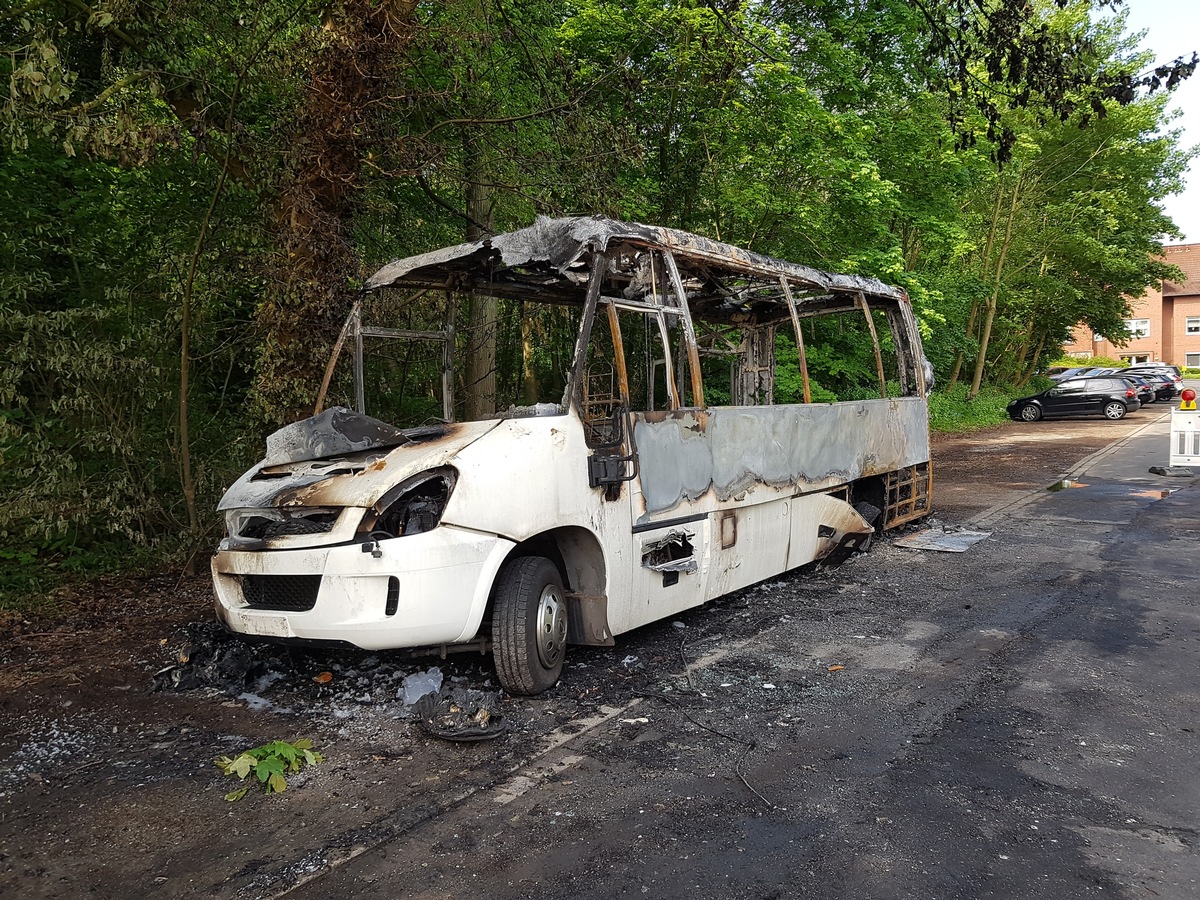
(1007, 376, 1141, 422)
(1115, 367, 1182, 396)
(1047, 365, 1091, 381)
(1118, 374, 1157, 406)
(1132, 372, 1177, 402)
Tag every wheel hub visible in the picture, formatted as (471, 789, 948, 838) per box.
(535, 585, 567, 668)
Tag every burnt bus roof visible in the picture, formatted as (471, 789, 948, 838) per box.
(364, 216, 906, 324)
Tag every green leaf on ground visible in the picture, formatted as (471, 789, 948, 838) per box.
(214, 738, 321, 799)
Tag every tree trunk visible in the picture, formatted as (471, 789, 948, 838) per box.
(1017, 333, 1046, 388)
(1011, 317, 1036, 381)
(178, 131, 236, 553)
(947, 300, 979, 388)
(950, 182, 1006, 388)
(969, 180, 1021, 398)
(462, 130, 497, 420)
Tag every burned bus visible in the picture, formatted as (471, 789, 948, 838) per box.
(212, 217, 932, 694)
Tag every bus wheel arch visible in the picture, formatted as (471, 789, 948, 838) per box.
(489, 527, 611, 695)
(850, 476, 886, 532)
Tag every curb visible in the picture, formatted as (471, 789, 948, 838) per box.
(970, 409, 1172, 528)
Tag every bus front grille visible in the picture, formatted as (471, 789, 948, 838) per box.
(242, 575, 321, 612)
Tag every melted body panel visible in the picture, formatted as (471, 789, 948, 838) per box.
(632, 398, 930, 519)
(262, 406, 410, 466)
(365, 216, 903, 309)
(218, 419, 499, 512)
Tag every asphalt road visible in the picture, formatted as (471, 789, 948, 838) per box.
(275, 412, 1200, 900)
(2, 408, 1198, 900)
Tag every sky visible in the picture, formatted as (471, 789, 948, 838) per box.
(1119, 0, 1200, 243)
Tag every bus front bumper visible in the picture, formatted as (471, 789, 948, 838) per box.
(211, 526, 516, 650)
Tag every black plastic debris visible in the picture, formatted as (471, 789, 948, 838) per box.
(411, 687, 507, 742)
(152, 623, 271, 694)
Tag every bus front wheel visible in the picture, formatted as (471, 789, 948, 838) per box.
(492, 556, 568, 696)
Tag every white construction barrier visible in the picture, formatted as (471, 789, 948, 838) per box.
(1169, 404, 1200, 466)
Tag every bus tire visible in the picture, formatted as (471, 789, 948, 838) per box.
(853, 501, 882, 554)
(492, 556, 568, 696)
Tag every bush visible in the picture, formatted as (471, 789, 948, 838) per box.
(927, 382, 1029, 433)
(1045, 355, 1122, 369)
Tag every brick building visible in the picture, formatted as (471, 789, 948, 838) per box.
(1062, 242, 1200, 367)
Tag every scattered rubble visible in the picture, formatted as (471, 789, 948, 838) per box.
(401, 667, 443, 705)
(151, 625, 272, 693)
(147, 623, 504, 741)
(0, 716, 98, 796)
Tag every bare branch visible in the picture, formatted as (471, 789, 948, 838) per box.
(414, 171, 490, 233)
(415, 102, 573, 142)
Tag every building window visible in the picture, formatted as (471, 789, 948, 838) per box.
(1125, 318, 1150, 339)
(1188, 353, 1200, 368)
(1187, 317, 1200, 335)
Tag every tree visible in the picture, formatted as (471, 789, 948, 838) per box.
(908, 0, 1196, 164)
(0, 0, 1191, 585)
(934, 7, 1192, 393)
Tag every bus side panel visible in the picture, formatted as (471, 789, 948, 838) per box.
(631, 398, 930, 520)
(610, 518, 713, 635)
(616, 488, 876, 634)
(701, 497, 791, 602)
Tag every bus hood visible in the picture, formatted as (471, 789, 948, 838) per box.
(218, 408, 502, 511)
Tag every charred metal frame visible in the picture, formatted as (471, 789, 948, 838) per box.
(780, 278, 812, 404)
(357, 216, 927, 419)
(316, 218, 933, 520)
(212, 217, 935, 672)
(857, 292, 889, 398)
(315, 292, 456, 421)
(354, 220, 930, 525)
(884, 462, 934, 528)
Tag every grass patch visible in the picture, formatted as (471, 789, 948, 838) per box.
(0, 537, 193, 618)
(928, 382, 1043, 433)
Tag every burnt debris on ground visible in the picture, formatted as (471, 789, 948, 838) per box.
(152, 622, 274, 694)
(141, 537, 932, 747)
(149, 621, 508, 728)
(412, 686, 507, 741)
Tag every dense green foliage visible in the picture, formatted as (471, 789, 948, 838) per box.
(0, 0, 1193, 594)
